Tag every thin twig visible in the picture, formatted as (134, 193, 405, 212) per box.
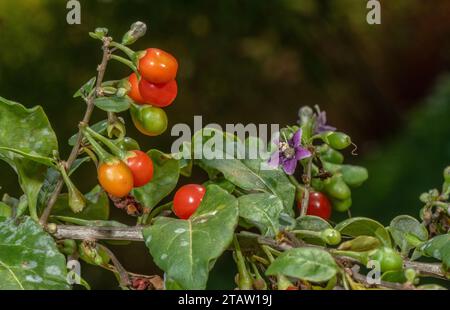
(300, 156, 313, 217)
(39, 37, 112, 226)
(97, 244, 130, 287)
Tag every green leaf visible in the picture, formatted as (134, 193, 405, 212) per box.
(335, 217, 392, 247)
(338, 235, 381, 252)
(73, 76, 96, 99)
(266, 247, 338, 283)
(418, 234, 450, 269)
(51, 186, 109, 220)
(237, 193, 284, 237)
(295, 215, 332, 245)
(0, 97, 58, 220)
(0, 216, 69, 289)
(203, 178, 235, 194)
(0, 202, 12, 219)
(143, 185, 239, 289)
(195, 130, 295, 215)
(295, 215, 332, 231)
(93, 96, 132, 113)
(132, 150, 180, 211)
(68, 120, 107, 146)
(0, 147, 55, 167)
(389, 215, 428, 254)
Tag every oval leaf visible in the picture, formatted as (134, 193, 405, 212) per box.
(93, 96, 132, 113)
(0, 97, 58, 219)
(389, 215, 428, 254)
(0, 216, 69, 289)
(132, 150, 180, 211)
(266, 247, 338, 283)
(238, 193, 284, 237)
(335, 217, 392, 247)
(142, 185, 239, 289)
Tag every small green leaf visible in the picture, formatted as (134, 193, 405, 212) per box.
(203, 178, 235, 193)
(266, 247, 338, 283)
(68, 120, 108, 146)
(51, 186, 109, 220)
(237, 193, 284, 237)
(132, 150, 180, 211)
(0, 202, 12, 219)
(94, 96, 132, 113)
(0, 216, 69, 289)
(335, 217, 392, 247)
(338, 235, 380, 252)
(295, 215, 332, 245)
(389, 215, 428, 254)
(418, 234, 450, 269)
(143, 185, 239, 289)
(73, 77, 96, 99)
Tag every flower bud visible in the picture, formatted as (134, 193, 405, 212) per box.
(122, 21, 147, 45)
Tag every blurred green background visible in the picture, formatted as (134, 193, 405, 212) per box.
(0, 0, 449, 289)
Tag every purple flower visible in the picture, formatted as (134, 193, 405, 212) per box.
(268, 129, 311, 175)
(314, 110, 336, 134)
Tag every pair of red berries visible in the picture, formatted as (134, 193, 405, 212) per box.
(128, 48, 178, 107)
(98, 150, 154, 198)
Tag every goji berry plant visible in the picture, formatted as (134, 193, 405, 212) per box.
(0, 22, 449, 290)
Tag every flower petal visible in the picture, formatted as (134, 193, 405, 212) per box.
(282, 158, 297, 175)
(268, 151, 281, 167)
(292, 129, 303, 147)
(295, 147, 311, 160)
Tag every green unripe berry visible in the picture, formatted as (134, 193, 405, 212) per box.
(321, 228, 341, 245)
(370, 247, 403, 272)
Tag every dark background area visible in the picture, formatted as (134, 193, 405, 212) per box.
(0, 0, 449, 289)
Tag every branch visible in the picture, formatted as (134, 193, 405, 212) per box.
(53, 225, 143, 241)
(300, 156, 313, 217)
(404, 259, 446, 279)
(39, 37, 112, 226)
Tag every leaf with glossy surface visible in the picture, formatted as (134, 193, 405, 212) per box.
(143, 185, 239, 289)
(418, 234, 450, 269)
(389, 215, 428, 254)
(94, 96, 132, 113)
(0, 97, 58, 220)
(132, 150, 180, 211)
(238, 193, 284, 237)
(335, 217, 392, 247)
(266, 247, 338, 283)
(0, 216, 69, 289)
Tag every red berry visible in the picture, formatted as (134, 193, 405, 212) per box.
(138, 78, 177, 108)
(298, 191, 332, 220)
(127, 73, 146, 104)
(138, 48, 178, 84)
(173, 184, 206, 219)
(125, 150, 154, 187)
